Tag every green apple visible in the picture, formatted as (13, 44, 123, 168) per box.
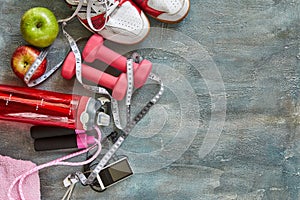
(20, 7, 59, 48)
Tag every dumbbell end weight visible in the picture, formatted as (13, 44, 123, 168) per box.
(134, 59, 152, 88)
(112, 73, 127, 101)
(61, 52, 76, 80)
(82, 34, 104, 63)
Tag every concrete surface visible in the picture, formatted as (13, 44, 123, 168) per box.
(0, 0, 300, 199)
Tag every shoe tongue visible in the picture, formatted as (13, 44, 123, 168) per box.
(106, 1, 143, 36)
(148, 0, 182, 14)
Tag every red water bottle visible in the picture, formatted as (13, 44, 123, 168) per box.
(0, 84, 102, 130)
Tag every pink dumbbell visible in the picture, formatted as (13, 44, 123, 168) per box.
(82, 34, 152, 88)
(61, 52, 127, 101)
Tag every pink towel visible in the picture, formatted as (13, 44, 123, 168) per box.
(0, 155, 40, 200)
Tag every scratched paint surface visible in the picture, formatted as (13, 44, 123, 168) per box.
(0, 0, 299, 199)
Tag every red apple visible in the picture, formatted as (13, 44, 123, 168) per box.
(11, 45, 47, 81)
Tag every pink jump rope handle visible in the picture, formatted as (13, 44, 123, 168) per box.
(61, 52, 127, 100)
(82, 34, 152, 88)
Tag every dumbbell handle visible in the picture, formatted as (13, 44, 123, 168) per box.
(82, 64, 128, 100)
(81, 63, 118, 89)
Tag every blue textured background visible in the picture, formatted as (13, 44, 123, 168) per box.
(0, 0, 300, 199)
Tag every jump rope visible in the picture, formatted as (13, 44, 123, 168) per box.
(8, 1, 164, 199)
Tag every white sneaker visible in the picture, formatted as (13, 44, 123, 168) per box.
(65, 0, 150, 44)
(132, 0, 190, 23)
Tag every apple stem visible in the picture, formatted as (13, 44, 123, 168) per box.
(36, 22, 42, 28)
(24, 62, 28, 68)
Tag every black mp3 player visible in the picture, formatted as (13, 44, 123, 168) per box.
(96, 157, 133, 191)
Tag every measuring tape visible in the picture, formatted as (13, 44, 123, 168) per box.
(78, 72, 163, 185)
(23, 45, 64, 87)
(60, 13, 164, 185)
(24, 47, 48, 84)
(76, 59, 134, 185)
